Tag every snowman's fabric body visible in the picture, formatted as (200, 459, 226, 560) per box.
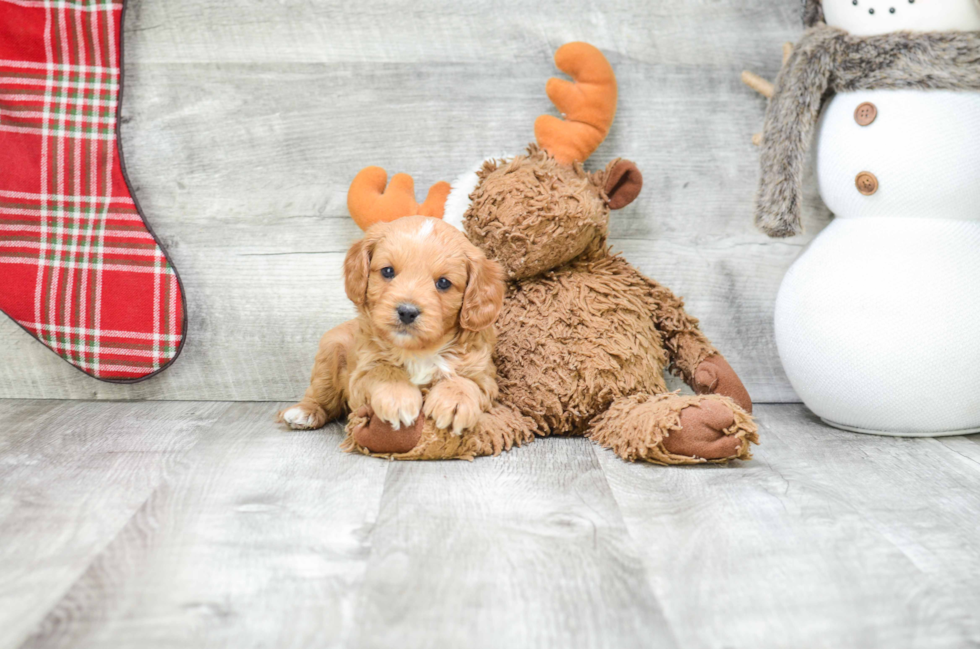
(758, 0, 980, 434)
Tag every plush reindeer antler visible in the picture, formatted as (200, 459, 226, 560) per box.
(534, 42, 618, 165)
(347, 166, 451, 230)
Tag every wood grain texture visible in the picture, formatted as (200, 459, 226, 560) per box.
(0, 400, 231, 649)
(597, 404, 980, 649)
(350, 437, 676, 649)
(11, 403, 388, 649)
(0, 0, 822, 401)
(4, 401, 980, 647)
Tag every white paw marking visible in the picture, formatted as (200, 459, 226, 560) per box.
(373, 387, 422, 430)
(376, 406, 417, 430)
(283, 407, 314, 429)
(397, 407, 418, 428)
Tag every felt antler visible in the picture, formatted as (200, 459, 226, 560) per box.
(534, 42, 618, 165)
(347, 166, 451, 230)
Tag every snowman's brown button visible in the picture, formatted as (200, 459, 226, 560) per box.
(854, 102, 877, 126)
(856, 171, 878, 195)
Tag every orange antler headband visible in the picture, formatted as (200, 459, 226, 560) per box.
(347, 166, 451, 231)
(535, 42, 618, 165)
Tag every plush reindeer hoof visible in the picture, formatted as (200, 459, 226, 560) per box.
(663, 399, 744, 460)
(352, 406, 424, 454)
(693, 354, 753, 414)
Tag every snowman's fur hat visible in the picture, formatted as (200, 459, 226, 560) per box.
(756, 25, 980, 237)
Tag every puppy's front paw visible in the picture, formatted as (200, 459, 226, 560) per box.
(423, 379, 483, 435)
(370, 382, 423, 430)
(278, 403, 327, 430)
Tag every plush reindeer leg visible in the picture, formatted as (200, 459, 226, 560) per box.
(343, 401, 539, 461)
(588, 393, 757, 465)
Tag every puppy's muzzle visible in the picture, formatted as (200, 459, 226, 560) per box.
(396, 303, 421, 325)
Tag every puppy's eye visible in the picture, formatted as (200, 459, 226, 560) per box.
(380, 266, 395, 279)
(436, 277, 452, 291)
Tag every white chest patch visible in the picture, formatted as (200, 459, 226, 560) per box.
(403, 353, 453, 386)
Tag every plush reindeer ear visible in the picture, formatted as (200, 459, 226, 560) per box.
(460, 250, 505, 332)
(535, 42, 618, 165)
(347, 166, 451, 231)
(603, 159, 642, 210)
(343, 229, 382, 307)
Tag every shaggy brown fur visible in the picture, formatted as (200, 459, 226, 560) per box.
(345, 144, 758, 464)
(756, 24, 980, 237)
(344, 401, 536, 461)
(590, 393, 756, 465)
(465, 146, 612, 281)
(492, 250, 714, 435)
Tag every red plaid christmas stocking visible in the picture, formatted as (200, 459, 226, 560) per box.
(0, 0, 186, 382)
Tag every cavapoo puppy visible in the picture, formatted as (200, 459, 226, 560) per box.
(279, 215, 505, 437)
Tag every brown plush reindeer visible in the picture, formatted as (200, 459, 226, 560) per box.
(340, 42, 758, 464)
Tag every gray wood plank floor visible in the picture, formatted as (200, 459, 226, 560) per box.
(0, 0, 820, 402)
(2, 401, 979, 649)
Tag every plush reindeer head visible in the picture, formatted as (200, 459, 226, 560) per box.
(445, 42, 643, 281)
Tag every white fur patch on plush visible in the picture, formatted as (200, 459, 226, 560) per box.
(443, 155, 513, 232)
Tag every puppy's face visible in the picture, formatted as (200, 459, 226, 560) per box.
(344, 216, 504, 351)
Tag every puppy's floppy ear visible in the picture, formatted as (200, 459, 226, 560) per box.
(343, 228, 382, 307)
(460, 248, 505, 332)
(602, 158, 642, 210)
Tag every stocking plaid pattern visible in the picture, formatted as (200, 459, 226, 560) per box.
(0, 0, 186, 381)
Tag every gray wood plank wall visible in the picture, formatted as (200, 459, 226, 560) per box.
(0, 0, 828, 401)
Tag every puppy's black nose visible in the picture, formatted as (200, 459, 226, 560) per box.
(397, 304, 420, 325)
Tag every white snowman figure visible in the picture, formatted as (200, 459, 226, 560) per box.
(747, 0, 980, 435)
